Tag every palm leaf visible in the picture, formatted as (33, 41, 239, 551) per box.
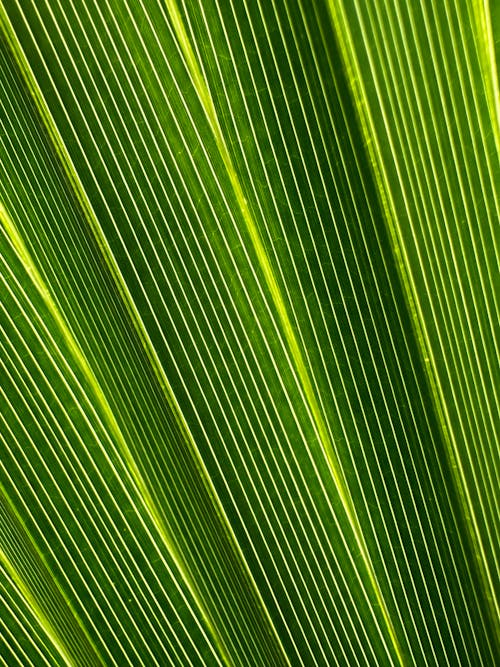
(0, 0, 498, 665)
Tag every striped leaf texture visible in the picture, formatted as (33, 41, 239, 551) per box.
(0, 0, 498, 665)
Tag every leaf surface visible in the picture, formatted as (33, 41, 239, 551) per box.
(0, 0, 498, 665)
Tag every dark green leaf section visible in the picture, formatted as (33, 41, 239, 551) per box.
(0, 34, 231, 667)
(1, 569, 65, 666)
(0, 491, 103, 666)
(0, 0, 498, 665)
(0, 218, 221, 666)
(328, 0, 500, 646)
(175, 1, 498, 662)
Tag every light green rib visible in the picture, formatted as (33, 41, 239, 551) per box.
(163, 1, 404, 664)
(326, 0, 500, 649)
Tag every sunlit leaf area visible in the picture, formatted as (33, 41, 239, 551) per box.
(0, 0, 498, 665)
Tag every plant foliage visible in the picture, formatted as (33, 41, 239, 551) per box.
(0, 0, 498, 665)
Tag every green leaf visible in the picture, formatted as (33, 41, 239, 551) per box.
(0, 0, 498, 665)
(328, 0, 500, 642)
